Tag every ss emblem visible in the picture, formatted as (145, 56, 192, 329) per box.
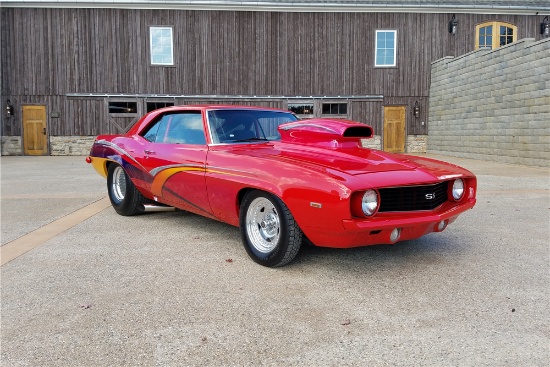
(425, 193, 435, 200)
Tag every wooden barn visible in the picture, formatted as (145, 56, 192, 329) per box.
(1, 0, 549, 155)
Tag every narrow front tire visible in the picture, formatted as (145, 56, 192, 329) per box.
(240, 190, 302, 267)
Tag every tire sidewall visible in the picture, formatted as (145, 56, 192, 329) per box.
(107, 163, 137, 215)
(239, 190, 291, 267)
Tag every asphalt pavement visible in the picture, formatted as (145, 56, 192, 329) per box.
(1, 154, 548, 366)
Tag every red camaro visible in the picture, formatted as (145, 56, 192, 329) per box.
(87, 105, 476, 267)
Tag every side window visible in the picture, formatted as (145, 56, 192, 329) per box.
(164, 113, 206, 145)
(141, 112, 205, 144)
(142, 115, 170, 142)
(375, 30, 397, 67)
(143, 123, 160, 143)
(475, 22, 517, 50)
(150, 26, 174, 66)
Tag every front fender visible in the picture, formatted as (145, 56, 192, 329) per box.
(206, 149, 353, 230)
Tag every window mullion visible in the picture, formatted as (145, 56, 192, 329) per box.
(492, 22, 499, 49)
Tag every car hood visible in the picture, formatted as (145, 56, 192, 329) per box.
(269, 143, 471, 180)
(271, 119, 472, 179)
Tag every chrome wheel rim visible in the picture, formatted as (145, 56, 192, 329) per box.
(246, 197, 280, 253)
(112, 166, 127, 202)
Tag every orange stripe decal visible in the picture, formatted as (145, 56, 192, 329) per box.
(150, 166, 253, 199)
(151, 167, 205, 197)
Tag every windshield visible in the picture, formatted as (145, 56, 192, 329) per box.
(207, 109, 299, 144)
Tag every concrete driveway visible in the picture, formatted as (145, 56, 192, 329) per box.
(1, 155, 548, 366)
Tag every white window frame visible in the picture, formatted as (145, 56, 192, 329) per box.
(375, 30, 397, 68)
(149, 26, 174, 66)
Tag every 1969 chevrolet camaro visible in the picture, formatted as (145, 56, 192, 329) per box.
(87, 105, 476, 267)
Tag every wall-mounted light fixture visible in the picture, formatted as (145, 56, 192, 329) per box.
(448, 14, 458, 35)
(413, 101, 420, 118)
(541, 16, 550, 38)
(6, 99, 14, 118)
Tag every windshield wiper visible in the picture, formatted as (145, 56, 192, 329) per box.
(232, 137, 269, 143)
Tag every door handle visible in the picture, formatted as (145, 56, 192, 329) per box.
(144, 149, 156, 155)
(43, 128, 47, 135)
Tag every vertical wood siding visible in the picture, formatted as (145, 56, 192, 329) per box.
(349, 100, 383, 132)
(0, 8, 541, 136)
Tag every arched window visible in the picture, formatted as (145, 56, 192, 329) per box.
(475, 21, 517, 50)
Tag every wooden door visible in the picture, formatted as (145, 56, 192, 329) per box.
(383, 106, 406, 153)
(23, 105, 48, 155)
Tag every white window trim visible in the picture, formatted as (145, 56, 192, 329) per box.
(375, 30, 397, 68)
(149, 26, 174, 66)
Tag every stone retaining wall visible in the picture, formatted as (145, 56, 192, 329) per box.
(50, 136, 95, 156)
(0, 136, 94, 156)
(406, 135, 428, 153)
(428, 38, 550, 167)
(362, 135, 427, 153)
(361, 135, 382, 150)
(1, 136, 22, 156)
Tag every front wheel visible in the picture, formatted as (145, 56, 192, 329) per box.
(107, 163, 146, 216)
(239, 190, 302, 267)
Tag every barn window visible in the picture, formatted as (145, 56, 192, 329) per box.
(475, 22, 517, 50)
(150, 26, 174, 65)
(375, 30, 397, 67)
(288, 103, 314, 118)
(147, 101, 174, 112)
(109, 101, 137, 114)
(322, 103, 348, 116)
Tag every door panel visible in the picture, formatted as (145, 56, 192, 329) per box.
(23, 105, 48, 155)
(133, 110, 212, 216)
(383, 106, 406, 153)
(139, 143, 212, 217)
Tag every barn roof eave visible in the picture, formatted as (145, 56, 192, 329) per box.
(0, 1, 548, 15)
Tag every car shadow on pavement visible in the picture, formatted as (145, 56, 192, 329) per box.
(152, 207, 474, 272)
(290, 232, 474, 272)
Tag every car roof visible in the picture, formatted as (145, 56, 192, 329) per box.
(172, 105, 291, 112)
(127, 104, 294, 136)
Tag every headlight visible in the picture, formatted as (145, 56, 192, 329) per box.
(362, 189, 379, 216)
(452, 179, 464, 201)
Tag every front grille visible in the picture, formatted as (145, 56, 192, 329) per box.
(378, 181, 449, 212)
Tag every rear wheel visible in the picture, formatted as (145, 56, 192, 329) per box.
(107, 163, 146, 216)
(240, 190, 302, 267)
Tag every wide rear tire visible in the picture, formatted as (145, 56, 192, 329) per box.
(239, 190, 302, 267)
(107, 163, 146, 216)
